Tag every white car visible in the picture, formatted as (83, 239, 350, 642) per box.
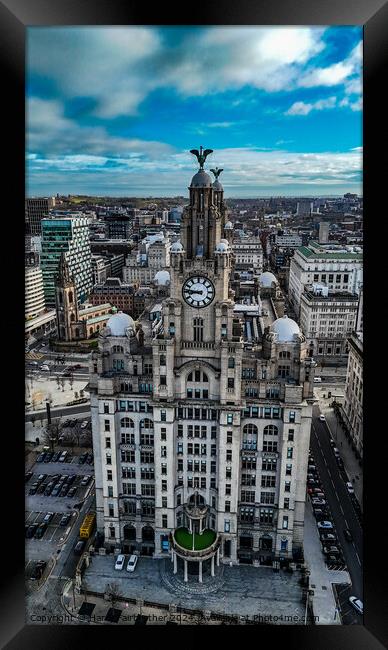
(80, 420, 89, 429)
(349, 596, 363, 615)
(346, 481, 355, 494)
(40, 365, 50, 371)
(311, 498, 326, 506)
(317, 521, 333, 529)
(114, 554, 125, 570)
(319, 414, 326, 422)
(126, 554, 138, 572)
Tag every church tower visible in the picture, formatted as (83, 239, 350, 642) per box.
(55, 252, 79, 341)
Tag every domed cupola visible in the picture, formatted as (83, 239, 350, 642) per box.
(105, 312, 135, 337)
(270, 315, 301, 342)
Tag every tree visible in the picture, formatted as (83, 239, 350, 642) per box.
(42, 417, 62, 451)
(105, 582, 123, 608)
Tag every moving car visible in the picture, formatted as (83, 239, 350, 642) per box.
(115, 554, 125, 570)
(349, 596, 363, 615)
(126, 555, 138, 572)
(317, 521, 333, 529)
(319, 414, 326, 421)
(343, 529, 353, 542)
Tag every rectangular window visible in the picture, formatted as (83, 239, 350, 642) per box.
(162, 514, 168, 528)
(107, 470, 112, 481)
(225, 467, 232, 479)
(284, 498, 290, 510)
(161, 410, 166, 422)
(287, 447, 293, 459)
(161, 480, 167, 492)
(225, 484, 231, 496)
(161, 446, 167, 458)
(106, 454, 112, 465)
(161, 463, 167, 475)
(226, 450, 232, 462)
(108, 504, 114, 517)
(289, 411, 296, 423)
(105, 437, 111, 448)
(108, 486, 113, 498)
(225, 500, 231, 513)
(227, 414, 233, 424)
(104, 420, 110, 432)
(161, 428, 167, 441)
(288, 429, 294, 442)
(286, 464, 292, 475)
(224, 520, 230, 533)
(285, 481, 291, 492)
(227, 431, 233, 444)
(104, 404, 109, 414)
(282, 516, 289, 529)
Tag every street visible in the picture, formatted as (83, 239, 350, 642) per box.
(310, 405, 363, 622)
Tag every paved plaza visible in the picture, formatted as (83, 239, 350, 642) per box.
(81, 555, 306, 623)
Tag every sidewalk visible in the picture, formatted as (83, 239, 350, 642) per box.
(316, 394, 363, 506)
(303, 499, 350, 624)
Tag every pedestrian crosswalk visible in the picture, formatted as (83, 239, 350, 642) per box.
(26, 352, 44, 360)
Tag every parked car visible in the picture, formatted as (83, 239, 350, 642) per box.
(29, 483, 39, 495)
(44, 483, 54, 496)
(313, 491, 325, 498)
(51, 485, 61, 497)
(34, 523, 48, 539)
(311, 498, 326, 506)
(336, 458, 344, 469)
(346, 481, 355, 494)
(317, 521, 334, 529)
(78, 453, 87, 465)
(333, 448, 340, 458)
(74, 540, 86, 555)
(323, 545, 341, 555)
(36, 474, 47, 484)
(343, 529, 353, 542)
(126, 555, 138, 572)
(115, 554, 125, 571)
(43, 512, 54, 524)
(37, 483, 46, 494)
(40, 364, 50, 372)
(349, 596, 363, 615)
(60, 513, 71, 527)
(329, 437, 335, 447)
(30, 561, 47, 581)
(44, 452, 53, 463)
(81, 476, 91, 487)
(320, 533, 337, 543)
(308, 464, 317, 472)
(51, 452, 61, 462)
(25, 471, 33, 482)
(67, 487, 77, 498)
(326, 554, 341, 564)
(313, 509, 329, 521)
(26, 523, 38, 538)
(36, 453, 46, 463)
(319, 414, 326, 421)
(86, 453, 94, 465)
(67, 475, 76, 485)
(60, 484, 69, 497)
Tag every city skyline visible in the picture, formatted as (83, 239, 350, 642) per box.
(27, 26, 362, 197)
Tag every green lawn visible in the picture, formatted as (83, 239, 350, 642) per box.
(174, 527, 216, 550)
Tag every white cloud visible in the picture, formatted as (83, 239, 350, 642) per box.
(286, 96, 337, 115)
(298, 39, 362, 89)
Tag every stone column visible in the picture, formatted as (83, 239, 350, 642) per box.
(211, 555, 215, 577)
(173, 551, 177, 574)
(216, 547, 220, 566)
(200, 518, 203, 533)
(184, 559, 188, 583)
(199, 560, 203, 583)
(189, 519, 192, 533)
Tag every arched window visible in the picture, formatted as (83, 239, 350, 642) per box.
(59, 292, 63, 305)
(68, 291, 73, 303)
(202, 372, 208, 382)
(193, 317, 204, 342)
(187, 372, 193, 382)
(75, 328, 80, 338)
(120, 417, 134, 428)
(228, 358, 235, 368)
(242, 423, 258, 450)
(70, 313, 75, 322)
(279, 351, 290, 359)
(263, 425, 278, 436)
(140, 418, 153, 430)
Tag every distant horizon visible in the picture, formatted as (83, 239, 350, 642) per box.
(27, 192, 362, 200)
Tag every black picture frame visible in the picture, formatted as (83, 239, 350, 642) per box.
(1, 0, 386, 647)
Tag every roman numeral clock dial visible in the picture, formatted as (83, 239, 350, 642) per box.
(182, 276, 215, 308)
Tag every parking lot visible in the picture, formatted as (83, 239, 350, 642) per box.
(334, 583, 363, 625)
(25, 451, 95, 566)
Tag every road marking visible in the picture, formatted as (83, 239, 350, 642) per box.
(339, 505, 344, 514)
(355, 552, 361, 566)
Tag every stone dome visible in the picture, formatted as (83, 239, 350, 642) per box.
(213, 179, 223, 191)
(219, 238, 229, 245)
(215, 241, 229, 253)
(154, 270, 171, 286)
(270, 315, 300, 342)
(224, 221, 233, 230)
(170, 241, 184, 253)
(190, 169, 213, 188)
(106, 312, 135, 336)
(259, 271, 278, 287)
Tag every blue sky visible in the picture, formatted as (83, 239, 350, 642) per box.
(27, 26, 362, 197)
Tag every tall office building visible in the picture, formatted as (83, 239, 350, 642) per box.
(25, 197, 56, 236)
(25, 252, 46, 320)
(40, 214, 93, 307)
(89, 151, 315, 580)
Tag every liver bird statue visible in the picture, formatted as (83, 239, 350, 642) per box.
(210, 167, 223, 179)
(190, 146, 213, 169)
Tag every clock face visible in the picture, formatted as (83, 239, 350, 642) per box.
(182, 275, 215, 308)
